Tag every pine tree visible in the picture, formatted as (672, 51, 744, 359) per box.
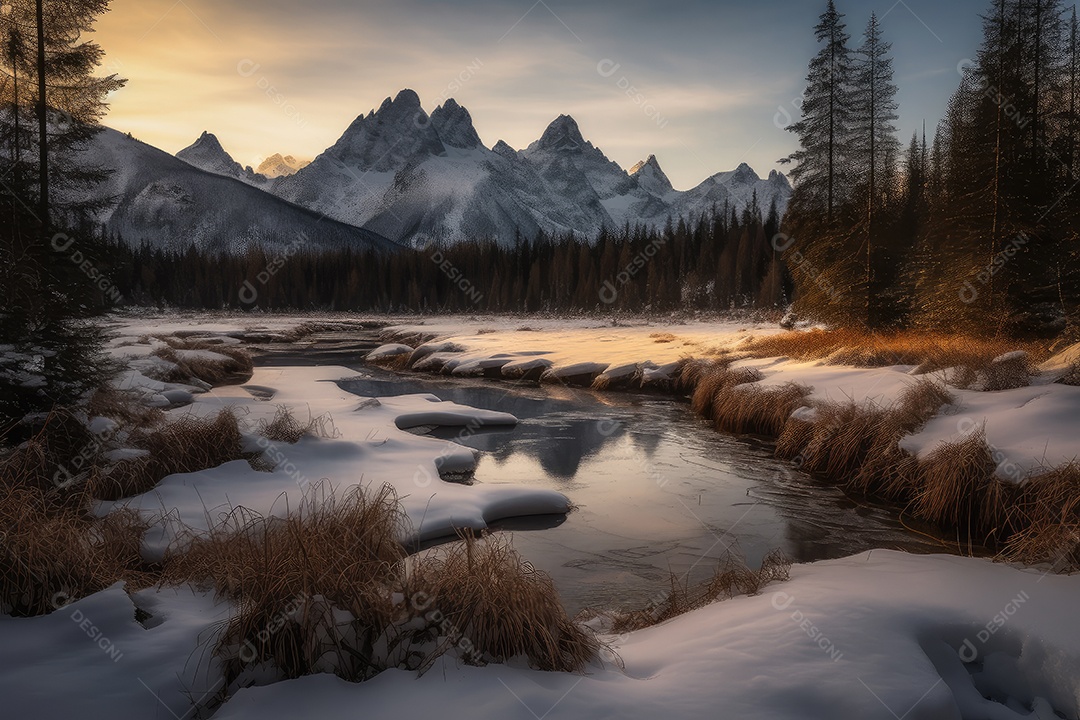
(0, 0, 125, 428)
(780, 1, 862, 326)
(782, 0, 854, 224)
(851, 12, 900, 324)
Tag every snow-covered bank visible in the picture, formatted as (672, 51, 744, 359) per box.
(99, 363, 569, 552)
(4, 314, 1080, 719)
(0, 583, 230, 719)
(211, 550, 1080, 720)
(381, 318, 1080, 481)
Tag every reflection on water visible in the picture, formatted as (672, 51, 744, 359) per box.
(339, 369, 957, 614)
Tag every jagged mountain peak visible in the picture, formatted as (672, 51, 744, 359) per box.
(768, 169, 791, 189)
(492, 139, 519, 160)
(534, 114, 586, 152)
(257, 153, 310, 178)
(176, 132, 269, 187)
(630, 154, 674, 196)
(375, 88, 422, 115)
(730, 162, 760, 184)
(177, 131, 230, 164)
(629, 154, 659, 174)
(393, 88, 422, 108)
(431, 98, 482, 150)
(192, 131, 224, 150)
(270, 88, 790, 246)
(320, 89, 445, 172)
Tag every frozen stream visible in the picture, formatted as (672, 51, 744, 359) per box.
(253, 331, 964, 614)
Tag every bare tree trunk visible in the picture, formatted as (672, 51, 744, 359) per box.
(828, 24, 836, 226)
(35, 0, 48, 233)
(867, 19, 876, 325)
(1071, 9, 1078, 179)
(989, 0, 1006, 312)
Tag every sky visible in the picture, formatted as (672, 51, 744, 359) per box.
(93, 0, 990, 190)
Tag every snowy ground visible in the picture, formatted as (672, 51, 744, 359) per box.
(383, 316, 1080, 482)
(3, 312, 1079, 719)
(5, 552, 1076, 720)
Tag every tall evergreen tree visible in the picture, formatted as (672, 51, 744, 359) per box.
(782, 0, 854, 224)
(851, 12, 900, 323)
(0, 0, 125, 428)
(780, 1, 863, 326)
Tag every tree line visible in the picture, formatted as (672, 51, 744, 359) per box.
(98, 199, 788, 314)
(782, 0, 1080, 336)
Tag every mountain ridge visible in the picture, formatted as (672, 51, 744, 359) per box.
(172, 89, 791, 247)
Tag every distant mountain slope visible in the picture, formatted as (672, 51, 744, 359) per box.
(77, 128, 397, 253)
(176, 132, 270, 189)
(264, 89, 792, 246)
(257, 154, 310, 178)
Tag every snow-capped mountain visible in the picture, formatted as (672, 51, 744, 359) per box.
(163, 89, 789, 247)
(74, 128, 395, 253)
(257, 153, 310, 178)
(264, 89, 790, 246)
(176, 132, 270, 189)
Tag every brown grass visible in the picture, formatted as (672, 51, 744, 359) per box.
(737, 328, 1049, 375)
(792, 380, 953, 501)
(408, 534, 598, 672)
(367, 352, 412, 371)
(151, 337, 254, 387)
(593, 551, 791, 634)
(91, 408, 245, 501)
(689, 363, 762, 416)
(708, 383, 810, 437)
(0, 499, 149, 615)
(673, 358, 718, 395)
(257, 406, 336, 444)
(163, 486, 595, 709)
(1056, 361, 1080, 387)
(1002, 463, 1080, 570)
(86, 387, 166, 430)
(650, 332, 677, 343)
(914, 427, 1011, 545)
(0, 413, 151, 615)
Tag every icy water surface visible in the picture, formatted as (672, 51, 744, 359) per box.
(253, 332, 960, 614)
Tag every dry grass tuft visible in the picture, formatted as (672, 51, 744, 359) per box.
(151, 337, 254, 387)
(257, 406, 335, 444)
(0, 501, 149, 615)
(167, 484, 406, 693)
(1002, 463, 1080, 570)
(650, 332, 677, 343)
(0, 413, 152, 615)
(672, 358, 720, 395)
(368, 352, 413, 371)
(709, 383, 810, 437)
(980, 352, 1035, 391)
(689, 363, 762, 416)
(1055, 361, 1080, 387)
(86, 388, 166, 430)
(92, 408, 245, 501)
(277, 321, 358, 343)
(597, 551, 791, 634)
(164, 486, 595, 709)
(916, 427, 1009, 542)
(408, 534, 598, 672)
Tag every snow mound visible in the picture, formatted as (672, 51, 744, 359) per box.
(99, 366, 564, 555)
(365, 344, 413, 361)
(211, 551, 1080, 720)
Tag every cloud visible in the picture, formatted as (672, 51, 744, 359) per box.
(93, 0, 986, 188)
